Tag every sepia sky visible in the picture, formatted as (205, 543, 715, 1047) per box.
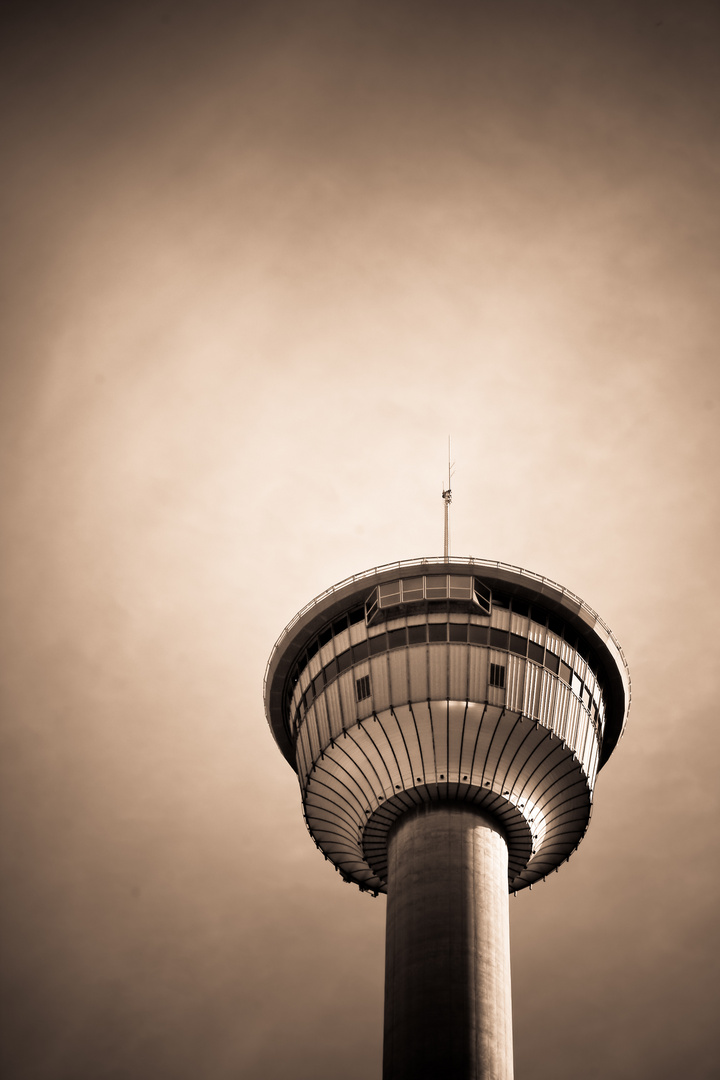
(1, 2, 718, 1078)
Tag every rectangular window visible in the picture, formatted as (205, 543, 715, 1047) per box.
(571, 672, 583, 697)
(528, 640, 545, 664)
(425, 576, 448, 599)
(449, 623, 467, 642)
(428, 623, 447, 642)
(473, 579, 491, 613)
(407, 624, 427, 645)
(401, 576, 424, 602)
(448, 575, 473, 599)
(352, 640, 369, 663)
(509, 633, 526, 656)
(332, 615, 348, 636)
(490, 628, 509, 650)
(319, 627, 333, 648)
(468, 624, 489, 645)
(387, 627, 407, 650)
(544, 651, 559, 675)
(379, 581, 402, 607)
(356, 674, 371, 702)
(369, 633, 387, 655)
(336, 649, 352, 673)
(489, 663, 506, 689)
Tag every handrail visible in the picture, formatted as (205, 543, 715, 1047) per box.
(263, 556, 631, 697)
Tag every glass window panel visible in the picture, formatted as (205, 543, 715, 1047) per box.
(348, 606, 365, 625)
(448, 575, 473, 598)
(407, 624, 427, 644)
(319, 627, 333, 647)
(559, 661, 572, 684)
(387, 627, 407, 650)
(544, 651, 559, 674)
(468, 624, 489, 645)
(473, 579, 491, 613)
(336, 649, 352, 673)
(490, 628, 509, 649)
(528, 640, 545, 664)
(401, 577, 425, 601)
(425, 577, 448, 599)
(449, 623, 467, 642)
(428, 624, 447, 642)
(352, 640, 369, 662)
(509, 633, 526, 656)
(379, 581, 402, 606)
(332, 615, 348, 636)
(369, 633, 388, 655)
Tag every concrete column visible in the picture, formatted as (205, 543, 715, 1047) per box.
(383, 803, 513, 1080)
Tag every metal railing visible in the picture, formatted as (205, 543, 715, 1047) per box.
(263, 556, 630, 697)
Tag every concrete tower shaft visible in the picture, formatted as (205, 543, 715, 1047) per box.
(384, 804, 513, 1080)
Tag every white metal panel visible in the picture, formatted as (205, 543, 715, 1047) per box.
(409, 700, 437, 782)
(349, 621, 368, 646)
(448, 644, 468, 701)
(387, 649, 409, 707)
(467, 646, 488, 702)
(338, 671, 358, 726)
(507, 655, 526, 713)
(407, 646, 428, 701)
(323, 680, 344, 737)
(427, 644, 448, 700)
(447, 700, 467, 778)
(369, 654, 391, 713)
(314, 692, 330, 748)
(490, 607, 510, 630)
(307, 652, 322, 679)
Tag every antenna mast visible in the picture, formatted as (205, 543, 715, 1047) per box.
(442, 437, 454, 562)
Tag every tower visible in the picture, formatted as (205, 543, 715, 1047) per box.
(264, 557, 630, 1080)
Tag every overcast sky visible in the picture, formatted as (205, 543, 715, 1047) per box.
(1, 2, 718, 1078)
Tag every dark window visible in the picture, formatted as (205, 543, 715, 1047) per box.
(492, 591, 510, 609)
(548, 613, 564, 635)
(509, 633, 526, 656)
(528, 640, 545, 664)
(324, 658, 338, 682)
(332, 615, 348, 636)
(490, 628, 509, 649)
(352, 640, 369, 663)
(387, 627, 407, 650)
(544, 651, 559, 674)
(306, 639, 318, 660)
(348, 606, 365, 625)
(559, 661, 572, 684)
(469, 624, 489, 645)
(489, 663, 506, 689)
(407, 624, 427, 645)
(428, 623, 447, 642)
(356, 674, 371, 702)
(449, 623, 468, 642)
(529, 606, 547, 626)
(336, 649, 352, 673)
(511, 598, 529, 616)
(319, 627, 333, 648)
(473, 579, 491, 613)
(369, 634, 387, 655)
(313, 672, 324, 696)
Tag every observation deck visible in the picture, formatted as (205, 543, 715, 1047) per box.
(264, 557, 630, 894)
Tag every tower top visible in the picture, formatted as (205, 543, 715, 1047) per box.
(264, 555, 630, 770)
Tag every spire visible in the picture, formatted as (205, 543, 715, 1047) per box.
(442, 436, 454, 561)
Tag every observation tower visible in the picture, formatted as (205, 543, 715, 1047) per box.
(264, 549, 630, 1080)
